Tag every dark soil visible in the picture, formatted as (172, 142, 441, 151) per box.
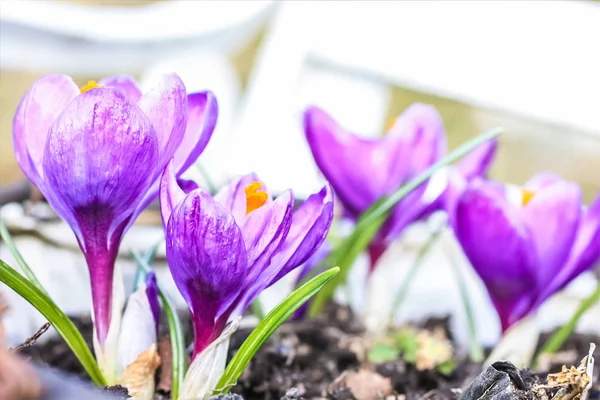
(16, 303, 600, 400)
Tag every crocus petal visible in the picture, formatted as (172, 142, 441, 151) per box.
(454, 179, 539, 331)
(145, 271, 160, 331)
(304, 107, 402, 214)
(270, 184, 334, 284)
(166, 190, 247, 355)
(214, 173, 269, 225)
(227, 190, 294, 318)
(178, 178, 200, 194)
(524, 172, 564, 192)
(42, 89, 159, 343)
(159, 160, 186, 231)
(454, 137, 497, 181)
(98, 75, 143, 102)
(520, 180, 581, 286)
(541, 192, 600, 301)
(13, 74, 80, 184)
(173, 92, 218, 175)
(117, 283, 158, 373)
(137, 73, 188, 173)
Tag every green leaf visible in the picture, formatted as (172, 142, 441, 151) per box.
(131, 250, 186, 400)
(214, 267, 340, 394)
(436, 359, 455, 376)
(389, 227, 443, 323)
(396, 328, 419, 363)
(0, 258, 106, 386)
(0, 220, 47, 295)
(132, 239, 162, 291)
(534, 275, 600, 365)
(444, 243, 484, 362)
(307, 128, 503, 316)
(368, 342, 400, 363)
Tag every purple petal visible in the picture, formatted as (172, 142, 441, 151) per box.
(166, 190, 247, 355)
(42, 88, 159, 343)
(173, 92, 218, 175)
(521, 180, 581, 287)
(304, 103, 445, 226)
(454, 137, 498, 181)
(98, 75, 142, 102)
(159, 160, 186, 231)
(214, 173, 270, 225)
(269, 184, 334, 284)
(137, 73, 188, 176)
(540, 192, 600, 302)
(524, 172, 564, 191)
(145, 271, 160, 331)
(454, 179, 539, 331)
(228, 190, 294, 317)
(13, 74, 80, 184)
(178, 178, 200, 194)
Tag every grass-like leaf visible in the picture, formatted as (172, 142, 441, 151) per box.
(131, 249, 186, 400)
(214, 267, 340, 394)
(0, 258, 106, 386)
(306, 127, 503, 316)
(0, 220, 47, 295)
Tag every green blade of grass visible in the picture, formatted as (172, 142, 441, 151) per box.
(0, 258, 106, 386)
(535, 277, 600, 364)
(132, 239, 162, 291)
(307, 128, 503, 316)
(131, 250, 186, 400)
(388, 227, 443, 324)
(0, 219, 47, 295)
(444, 242, 484, 362)
(214, 267, 340, 394)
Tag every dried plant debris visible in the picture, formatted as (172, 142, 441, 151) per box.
(329, 369, 394, 400)
(0, 294, 43, 400)
(533, 343, 595, 400)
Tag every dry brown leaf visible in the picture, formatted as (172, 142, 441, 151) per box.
(117, 343, 161, 400)
(331, 368, 394, 400)
(157, 336, 173, 392)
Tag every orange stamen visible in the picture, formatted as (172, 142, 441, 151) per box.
(383, 117, 397, 136)
(522, 189, 535, 206)
(245, 182, 268, 215)
(80, 80, 104, 94)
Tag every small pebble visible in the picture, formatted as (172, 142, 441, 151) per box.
(281, 388, 303, 400)
(209, 394, 245, 400)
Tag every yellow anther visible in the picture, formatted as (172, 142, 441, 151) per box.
(245, 182, 268, 215)
(80, 80, 104, 94)
(522, 189, 535, 206)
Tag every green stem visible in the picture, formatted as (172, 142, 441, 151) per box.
(131, 250, 186, 400)
(0, 219, 48, 295)
(250, 298, 265, 320)
(537, 277, 600, 359)
(388, 227, 443, 324)
(444, 242, 484, 362)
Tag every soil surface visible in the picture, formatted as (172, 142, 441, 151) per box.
(17, 303, 600, 400)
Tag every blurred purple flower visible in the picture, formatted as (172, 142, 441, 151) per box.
(453, 173, 600, 332)
(303, 104, 496, 271)
(12, 74, 217, 348)
(160, 161, 334, 356)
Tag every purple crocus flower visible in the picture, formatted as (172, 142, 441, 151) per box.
(303, 103, 497, 271)
(160, 161, 334, 356)
(12, 74, 217, 355)
(453, 173, 600, 332)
